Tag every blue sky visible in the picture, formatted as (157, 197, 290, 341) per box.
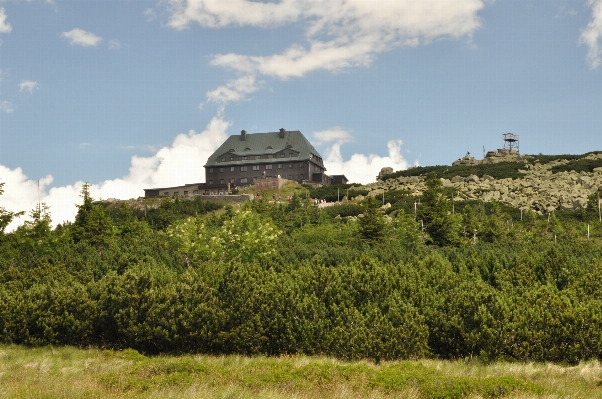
(1, 0, 602, 226)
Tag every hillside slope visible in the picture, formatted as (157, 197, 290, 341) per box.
(359, 152, 602, 213)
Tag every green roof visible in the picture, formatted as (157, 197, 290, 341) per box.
(205, 130, 323, 167)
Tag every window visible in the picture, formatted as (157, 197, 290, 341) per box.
(256, 155, 261, 160)
(241, 166, 248, 171)
(184, 191, 189, 195)
(230, 157, 234, 160)
(290, 153, 294, 157)
(230, 178, 235, 183)
(241, 177, 248, 183)
(164, 192, 169, 196)
(289, 163, 292, 168)
(280, 154, 285, 158)
(209, 180, 213, 185)
(173, 191, 179, 196)
(314, 165, 319, 171)
(219, 167, 224, 172)
(209, 168, 214, 173)
(299, 162, 304, 168)
(252, 165, 260, 171)
(300, 174, 304, 180)
(278, 164, 282, 169)
(193, 190, 199, 195)
(242, 156, 248, 160)
(221, 157, 225, 161)
(265, 164, 272, 170)
(268, 154, 273, 159)
(220, 179, 225, 184)
(230, 166, 235, 172)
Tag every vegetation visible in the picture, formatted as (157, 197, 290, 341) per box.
(380, 162, 527, 181)
(4, 345, 602, 398)
(380, 151, 602, 182)
(1, 178, 602, 368)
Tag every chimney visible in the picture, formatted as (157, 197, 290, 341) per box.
(279, 128, 286, 138)
(241, 130, 247, 141)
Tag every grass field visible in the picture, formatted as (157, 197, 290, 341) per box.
(0, 345, 601, 398)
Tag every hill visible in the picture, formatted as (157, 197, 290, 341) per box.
(359, 151, 602, 214)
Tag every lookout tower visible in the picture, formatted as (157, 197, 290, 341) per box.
(502, 132, 519, 153)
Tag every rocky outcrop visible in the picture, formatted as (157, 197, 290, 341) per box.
(357, 153, 602, 213)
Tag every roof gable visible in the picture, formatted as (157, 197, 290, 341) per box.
(205, 130, 322, 166)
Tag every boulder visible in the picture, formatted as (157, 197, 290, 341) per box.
(451, 176, 465, 183)
(441, 178, 453, 187)
(465, 174, 480, 183)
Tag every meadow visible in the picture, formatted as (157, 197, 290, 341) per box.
(1, 345, 601, 399)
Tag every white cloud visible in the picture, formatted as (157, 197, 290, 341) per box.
(168, 0, 485, 79)
(580, 0, 602, 69)
(19, 80, 39, 94)
(0, 100, 14, 113)
(144, 7, 157, 22)
(0, 112, 230, 231)
(323, 139, 410, 184)
(61, 28, 103, 47)
(312, 127, 353, 145)
(205, 75, 259, 104)
(108, 39, 122, 50)
(0, 7, 11, 34)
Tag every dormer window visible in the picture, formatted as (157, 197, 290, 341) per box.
(244, 147, 251, 151)
(266, 146, 273, 149)
(221, 157, 225, 162)
(286, 144, 293, 149)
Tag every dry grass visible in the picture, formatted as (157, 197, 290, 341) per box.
(0, 346, 601, 398)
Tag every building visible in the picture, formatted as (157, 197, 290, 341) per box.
(204, 128, 327, 189)
(144, 128, 333, 197)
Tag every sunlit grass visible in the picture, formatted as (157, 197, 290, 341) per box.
(0, 345, 600, 398)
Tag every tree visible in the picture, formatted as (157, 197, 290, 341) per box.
(14, 203, 52, 243)
(0, 182, 25, 235)
(169, 209, 281, 265)
(72, 183, 115, 247)
(358, 196, 387, 244)
(418, 173, 459, 246)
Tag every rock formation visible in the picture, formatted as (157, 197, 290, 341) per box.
(355, 152, 602, 214)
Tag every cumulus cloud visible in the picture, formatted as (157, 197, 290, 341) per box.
(580, 0, 602, 69)
(0, 7, 11, 34)
(0, 100, 14, 113)
(167, 0, 485, 79)
(312, 127, 353, 145)
(205, 75, 259, 105)
(19, 80, 39, 94)
(323, 139, 410, 184)
(61, 28, 103, 47)
(0, 113, 230, 231)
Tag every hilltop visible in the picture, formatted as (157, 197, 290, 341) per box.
(357, 151, 602, 214)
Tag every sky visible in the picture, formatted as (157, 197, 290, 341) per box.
(0, 0, 602, 228)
